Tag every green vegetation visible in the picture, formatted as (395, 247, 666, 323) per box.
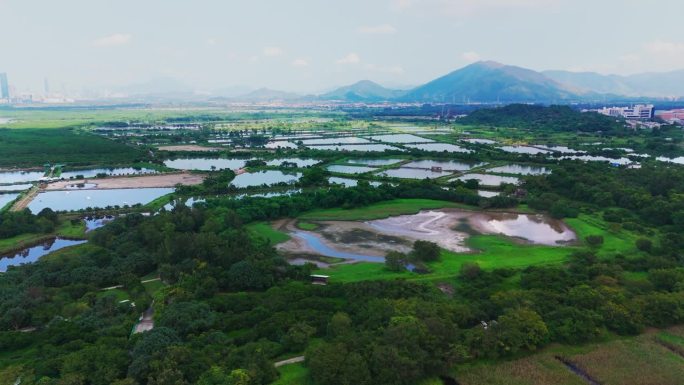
(0, 209, 83, 254)
(0, 128, 145, 167)
(248, 222, 291, 244)
(296, 221, 318, 231)
(459, 104, 624, 133)
(272, 363, 309, 385)
(300, 198, 467, 221)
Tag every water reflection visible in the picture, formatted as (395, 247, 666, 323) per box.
(367, 134, 433, 143)
(327, 165, 377, 174)
(488, 164, 551, 175)
(405, 143, 470, 153)
(1, 238, 87, 272)
(28, 188, 174, 213)
(479, 213, 575, 245)
(292, 231, 384, 263)
(0, 193, 19, 209)
(230, 170, 301, 188)
(164, 158, 249, 171)
(454, 174, 520, 186)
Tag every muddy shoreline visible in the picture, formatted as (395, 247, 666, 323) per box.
(276, 208, 578, 263)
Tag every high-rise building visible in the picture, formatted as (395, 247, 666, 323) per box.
(44, 77, 50, 95)
(0, 73, 9, 99)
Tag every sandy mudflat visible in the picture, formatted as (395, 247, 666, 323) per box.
(45, 173, 205, 190)
(157, 145, 223, 152)
(367, 210, 471, 252)
(276, 209, 577, 262)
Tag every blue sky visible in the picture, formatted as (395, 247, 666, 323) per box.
(1, 0, 683, 94)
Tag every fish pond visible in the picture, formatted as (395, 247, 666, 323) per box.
(163, 158, 250, 171)
(230, 170, 301, 189)
(487, 164, 551, 175)
(377, 168, 453, 179)
(405, 143, 470, 153)
(27, 188, 174, 213)
(327, 165, 377, 174)
(367, 134, 433, 143)
(0, 170, 45, 184)
(61, 167, 156, 179)
(1, 238, 87, 272)
(454, 173, 520, 186)
(0, 193, 19, 210)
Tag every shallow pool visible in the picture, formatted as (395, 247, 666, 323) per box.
(27, 188, 174, 213)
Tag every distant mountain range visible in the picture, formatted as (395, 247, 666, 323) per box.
(110, 61, 684, 103)
(318, 80, 407, 102)
(400, 61, 577, 103)
(543, 69, 684, 98)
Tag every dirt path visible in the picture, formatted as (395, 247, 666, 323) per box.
(10, 187, 39, 212)
(133, 305, 154, 334)
(45, 173, 204, 190)
(274, 356, 305, 367)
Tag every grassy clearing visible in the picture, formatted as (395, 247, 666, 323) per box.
(300, 199, 470, 221)
(565, 214, 638, 257)
(248, 222, 291, 245)
(97, 288, 129, 302)
(271, 363, 309, 385)
(143, 279, 166, 296)
(296, 221, 318, 231)
(56, 219, 87, 238)
(315, 234, 571, 283)
(313, 211, 635, 283)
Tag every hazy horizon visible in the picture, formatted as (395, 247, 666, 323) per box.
(2, 0, 684, 95)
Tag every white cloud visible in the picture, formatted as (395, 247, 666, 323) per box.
(358, 24, 397, 34)
(646, 40, 684, 56)
(263, 46, 284, 57)
(206, 38, 218, 46)
(93, 33, 132, 47)
(337, 53, 361, 65)
(461, 51, 481, 62)
(292, 58, 309, 67)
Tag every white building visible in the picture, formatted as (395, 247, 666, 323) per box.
(597, 104, 654, 120)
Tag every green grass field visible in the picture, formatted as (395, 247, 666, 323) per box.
(271, 363, 309, 385)
(247, 222, 291, 244)
(97, 288, 129, 302)
(296, 221, 318, 230)
(142, 279, 166, 296)
(299, 199, 470, 221)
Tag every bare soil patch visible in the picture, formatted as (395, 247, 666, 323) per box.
(45, 173, 204, 190)
(157, 145, 223, 152)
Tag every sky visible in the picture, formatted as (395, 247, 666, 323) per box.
(1, 0, 683, 95)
